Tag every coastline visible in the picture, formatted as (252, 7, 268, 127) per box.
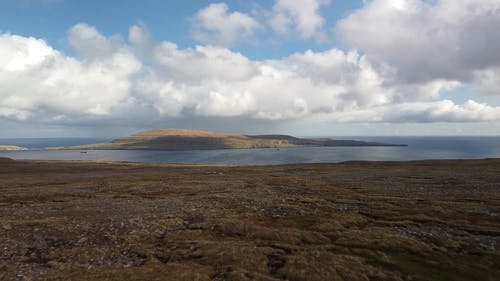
(45, 129, 407, 151)
(0, 145, 26, 151)
(2, 156, 500, 166)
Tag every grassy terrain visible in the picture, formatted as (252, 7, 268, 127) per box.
(49, 128, 404, 150)
(0, 157, 499, 280)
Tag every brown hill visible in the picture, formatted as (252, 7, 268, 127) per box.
(49, 129, 406, 150)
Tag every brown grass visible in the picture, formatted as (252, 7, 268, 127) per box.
(0, 158, 499, 280)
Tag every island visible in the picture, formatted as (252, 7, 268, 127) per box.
(0, 145, 26, 151)
(49, 128, 406, 150)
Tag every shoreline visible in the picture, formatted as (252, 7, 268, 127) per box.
(2, 156, 500, 166)
(45, 129, 407, 151)
(0, 145, 27, 151)
(47, 142, 408, 151)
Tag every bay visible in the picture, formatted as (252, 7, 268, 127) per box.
(1, 136, 500, 165)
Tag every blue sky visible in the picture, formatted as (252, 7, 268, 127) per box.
(0, 0, 362, 59)
(1, 0, 500, 137)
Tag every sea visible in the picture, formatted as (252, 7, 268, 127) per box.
(1, 137, 500, 165)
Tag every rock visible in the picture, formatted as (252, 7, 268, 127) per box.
(33, 235, 48, 250)
(77, 237, 89, 245)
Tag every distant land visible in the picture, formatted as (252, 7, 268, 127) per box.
(0, 145, 26, 151)
(49, 129, 407, 150)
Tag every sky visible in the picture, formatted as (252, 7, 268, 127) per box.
(1, 0, 500, 137)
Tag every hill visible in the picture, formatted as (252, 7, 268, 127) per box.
(49, 128, 406, 150)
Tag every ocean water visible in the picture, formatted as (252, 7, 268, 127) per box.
(1, 137, 500, 165)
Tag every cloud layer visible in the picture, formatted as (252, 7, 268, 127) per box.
(1, 0, 500, 130)
(269, 0, 330, 40)
(190, 3, 262, 47)
(189, 0, 331, 46)
(338, 0, 500, 92)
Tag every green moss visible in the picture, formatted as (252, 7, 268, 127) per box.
(388, 253, 478, 281)
(288, 215, 316, 229)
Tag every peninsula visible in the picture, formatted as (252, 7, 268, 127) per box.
(49, 128, 406, 150)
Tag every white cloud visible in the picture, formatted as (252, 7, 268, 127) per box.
(128, 24, 155, 60)
(152, 43, 258, 82)
(337, 0, 500, 90)
(0, 34, 54, 71)
(269, 0, 330, 40)
(473, 68, 500, 96)
(0, 27, 141, 121)
(190, 2, 261, 47)
(68, 23, 126, 59)
(375, 100, 500, 123)
(2, 22, 500, 129)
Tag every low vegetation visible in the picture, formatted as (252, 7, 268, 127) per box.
(0, 158, 499, 280)
(48, 128, 405, 150)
